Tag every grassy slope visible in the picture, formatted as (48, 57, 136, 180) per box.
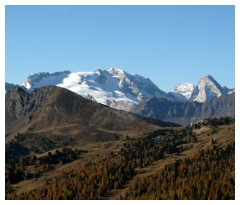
(9, 123, 234, 198)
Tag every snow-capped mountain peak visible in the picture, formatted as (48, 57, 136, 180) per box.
(193, 75, 224, 102)
(172, 83, 195, 100)
(168, 75, 232, 103)
(19, 68, 167, 111)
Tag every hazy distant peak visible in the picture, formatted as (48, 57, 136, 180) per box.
(173, 82, 195, 93)
(170, 82, 195, 101)
(198, 75, 221, 87)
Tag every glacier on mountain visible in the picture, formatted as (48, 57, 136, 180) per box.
(19, 68, 167, 111)
(21, 71, 71, 91)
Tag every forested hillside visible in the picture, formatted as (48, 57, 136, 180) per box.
(6, 117, 235, 200)
(126, 143, 235, 199)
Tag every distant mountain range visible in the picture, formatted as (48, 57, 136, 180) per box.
(5, 68, 234, 107)
(5, 68, 234, 125)
(132, 92, 235, 126)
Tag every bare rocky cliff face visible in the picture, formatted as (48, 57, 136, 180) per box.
(169, 75, 233, 102)
(132, 93, 235, 126)
(194, 75, 225, 102)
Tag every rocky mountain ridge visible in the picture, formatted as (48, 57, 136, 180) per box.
(5, 86, 174, 145)
(6, 68, 234, 113)
(170, 75, 233, 102)
(132, 92, 235, 126)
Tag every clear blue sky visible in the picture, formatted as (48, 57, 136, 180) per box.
(5, 5, 235, 91)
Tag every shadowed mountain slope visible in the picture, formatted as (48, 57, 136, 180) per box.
(132, 93, 235, 126)
(6, 86, 175, 145)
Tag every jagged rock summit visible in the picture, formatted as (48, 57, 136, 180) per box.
(169, 75, 233, 103)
